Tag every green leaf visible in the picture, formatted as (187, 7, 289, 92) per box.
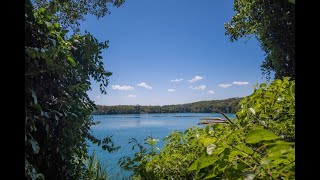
(214, 147, 225, 155)
(204, 125, 210, 134)
(288, 0, 295, 4)
(266, 144, 293, 157)
(29, 139, 40, 154)
(53, 23, 60, 29)
(245, 129, 279, 144)
(204, 167, 218, 179)
(264, 140, 295, 146)
(38, 8, 45, 13)
(200, 137, 217, 147)
(67, 55, 76, 67)
(188, 160, 199, 172)
(188, 155, 219, 171)
(236, 143, 254, 155)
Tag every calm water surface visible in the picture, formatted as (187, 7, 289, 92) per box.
(88, 113, 235, 178)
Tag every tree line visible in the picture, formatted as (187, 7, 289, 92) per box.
(93, 97, 242, 114)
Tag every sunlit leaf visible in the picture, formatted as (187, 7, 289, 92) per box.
(188, 155, 219, 171)
(246, 129, 279, 144)
(67, 55, 76, 67)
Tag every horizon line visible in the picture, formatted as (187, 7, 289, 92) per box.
(95, 97, 243, 107)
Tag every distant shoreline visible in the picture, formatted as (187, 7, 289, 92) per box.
(93, 97, 242, 115)
(92, 112, 236, 116)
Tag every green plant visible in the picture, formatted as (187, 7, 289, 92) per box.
(25, 0, 121, 179)
(118, 137, 160, 180)
(225, 0, 295, 79)
(237, 77, 295, 141)
(85, 152, 110, 180)
(122, 78, 295, 179)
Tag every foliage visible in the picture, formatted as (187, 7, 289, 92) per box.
(93, 98, 242, 114)
(120, 78, 295, 179)
(84, 152, 110, 180)
(225, 0, 295, 79)
(146, 129, 205, 180)
(25, 0, 120, 179)
(33, 0, 125, 31)
(118, 137, 159, 180)
(237, 77, 295, 141)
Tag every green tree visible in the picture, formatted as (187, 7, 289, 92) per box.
(225, 0, 295, 79)
(25, 0, 121, 179)
(33, 0, 125, 31)
(93, 98, 242, 114)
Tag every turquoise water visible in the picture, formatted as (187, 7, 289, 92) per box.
(88, 113, 235, 178)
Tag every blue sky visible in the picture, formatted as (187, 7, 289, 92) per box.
(80, 0, 271, 106)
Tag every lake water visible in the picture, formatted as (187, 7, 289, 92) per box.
(88, 113, 235, 179)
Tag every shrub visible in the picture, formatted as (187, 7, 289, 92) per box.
(121, 78, 295, 179)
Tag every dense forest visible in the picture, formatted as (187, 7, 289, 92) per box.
(93, 97, 242, 114)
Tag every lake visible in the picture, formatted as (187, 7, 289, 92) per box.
(88, 113, 236, 179)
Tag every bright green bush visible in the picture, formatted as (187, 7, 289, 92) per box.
(237, 77, 295, 141)
(121, 78, 295, 179)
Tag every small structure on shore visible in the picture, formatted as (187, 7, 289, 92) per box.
(198, 112, 236, 125)
(197, 117, 227, 125)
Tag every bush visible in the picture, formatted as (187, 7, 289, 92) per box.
(121, 78, 295, 179)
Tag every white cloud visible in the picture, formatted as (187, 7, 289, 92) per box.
(233, 81, 249, 85)
(171, 78, 183, 82)
(137, 82, 152, 90)
(112, 85, 134, 91)
(208, 90, 215, 94)
(168, 89, 175, 92)
(190, 85, 206, 90)
(189, 76, 203, 82)
(95, 95, 101, 99)
(127, 94, 137, 98)
(218, 84, 232, 88)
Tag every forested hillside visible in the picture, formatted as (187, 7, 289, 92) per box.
(93, 97, 242, 114)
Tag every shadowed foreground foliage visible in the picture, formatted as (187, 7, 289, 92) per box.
(25, 0, 122, 179)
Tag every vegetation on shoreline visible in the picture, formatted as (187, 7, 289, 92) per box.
(119, 78, 295, 179)
(25, 0, 123, 179)
(93, 98, 242, 115)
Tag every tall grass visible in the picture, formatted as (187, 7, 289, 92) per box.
(85, 152, 110, 180)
